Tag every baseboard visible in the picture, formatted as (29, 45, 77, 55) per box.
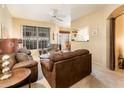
(92, 62, 107, 69)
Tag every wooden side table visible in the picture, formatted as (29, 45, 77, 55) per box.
(0, 68, 31, 88)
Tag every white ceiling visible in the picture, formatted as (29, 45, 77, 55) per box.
(6, 4, 107, 27)
(71, 4, 107, 21)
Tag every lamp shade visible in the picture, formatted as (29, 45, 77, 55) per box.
(0, 39, 18, 55)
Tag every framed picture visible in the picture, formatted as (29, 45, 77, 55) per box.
(71, 27, 89, 42)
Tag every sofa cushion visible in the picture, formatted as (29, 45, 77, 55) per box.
(74, 49, 89, 56)
(13, 60, 38, 69)
(17, 48, 31, 55)
(50, 51, 63, 62)
(15, 53, 29, 62)
(63, 52, 75, 59)
(50, 51, 75, 62)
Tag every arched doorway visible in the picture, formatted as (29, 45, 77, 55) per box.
(108, 5, 124, 70)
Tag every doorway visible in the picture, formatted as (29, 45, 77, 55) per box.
(115, 14, 124, 70)
(58, 31, 71, 51)
(109, 5, 124, 70)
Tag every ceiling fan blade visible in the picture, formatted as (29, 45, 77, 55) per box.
(55, 17, 63, 21)
(49, 9, 64, 22)
(53, 9, 58, 15)
(56, 14, 66, 18)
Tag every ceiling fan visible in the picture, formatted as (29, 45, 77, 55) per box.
(49, 9, 65, 22)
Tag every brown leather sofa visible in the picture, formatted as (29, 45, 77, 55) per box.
(40, 49, 92, 88)
(0, 48, 38, 83)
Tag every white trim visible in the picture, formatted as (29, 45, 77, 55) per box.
(92, 62, 107, 69)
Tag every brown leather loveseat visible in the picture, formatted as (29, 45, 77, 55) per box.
(40, 49, 92, 88)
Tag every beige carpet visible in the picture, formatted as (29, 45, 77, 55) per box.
(21, 53, 124, 88)
(21, 62, 124, 88)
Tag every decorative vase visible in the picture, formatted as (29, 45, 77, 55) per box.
(0, 55, 12, 80)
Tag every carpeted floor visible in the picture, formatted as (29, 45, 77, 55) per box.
(21, 61, 124, 88)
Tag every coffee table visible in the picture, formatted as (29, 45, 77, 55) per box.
(0, 68, 31, 88)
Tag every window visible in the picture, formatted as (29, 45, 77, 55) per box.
(23, 25, 50, 50)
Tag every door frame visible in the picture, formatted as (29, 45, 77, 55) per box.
(108, 5, 124, 70)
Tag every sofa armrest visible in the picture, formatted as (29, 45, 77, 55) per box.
(13, 60, 38, 69)
(40, 59, 53, 71)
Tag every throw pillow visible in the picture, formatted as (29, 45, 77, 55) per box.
(49, 51, 63, 62)
(16, 53, 29, 62)
(8, 53, 16, 69)
(17, 48, 31, 55)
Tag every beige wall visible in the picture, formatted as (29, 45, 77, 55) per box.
(0, 5, 13, 38)
(71, 4, 121, 68)
(71, 10, 107, 67)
